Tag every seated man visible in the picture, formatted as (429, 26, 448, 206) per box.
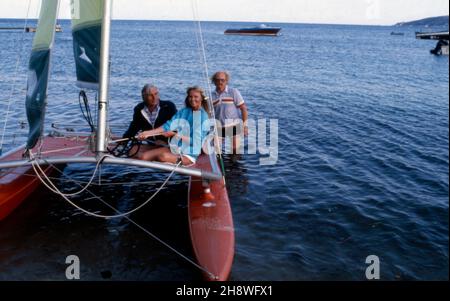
(123, 84, 177, 150)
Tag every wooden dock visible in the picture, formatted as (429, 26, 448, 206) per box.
(415, 31, 449, 41)
(416, 31, 449, 56)
(0, 25, 62, 33)
(0, 26, 37, 32)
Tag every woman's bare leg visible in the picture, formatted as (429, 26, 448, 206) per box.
(133, 144, 161, 159)
(139, 147, 167, 161)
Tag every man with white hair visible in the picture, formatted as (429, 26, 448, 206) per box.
(211, 71, 248, 154)
(123, 84, 177, 145)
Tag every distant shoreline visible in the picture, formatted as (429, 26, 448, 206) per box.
(395, 15, 448, 27)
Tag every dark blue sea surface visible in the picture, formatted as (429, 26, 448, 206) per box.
(0, 19, 448, 280)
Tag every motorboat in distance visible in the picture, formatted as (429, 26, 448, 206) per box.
(224, 24, 282, 36)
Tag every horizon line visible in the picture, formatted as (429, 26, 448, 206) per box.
(1, 16, 448, 27)
(0, 13, 448, 27)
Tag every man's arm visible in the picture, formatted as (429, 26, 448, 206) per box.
(137, 126, 165, 140)
(234, 89, 248, 136)
(239, 103, 248, 136)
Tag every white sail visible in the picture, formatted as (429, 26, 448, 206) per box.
(25, 0, 60, 149)
(71, 0, 104, 90)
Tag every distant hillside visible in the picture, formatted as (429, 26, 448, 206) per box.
(395, 15, 449, 27)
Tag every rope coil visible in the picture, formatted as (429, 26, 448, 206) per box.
(107, 137, 141, 158)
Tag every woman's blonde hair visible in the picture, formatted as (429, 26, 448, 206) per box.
(185, 86, 210, 113)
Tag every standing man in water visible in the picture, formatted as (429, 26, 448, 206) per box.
(123, 84, 177, 150)
(211, 71, 248, 154)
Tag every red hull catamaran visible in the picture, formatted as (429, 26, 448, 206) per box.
(0, 0, 234, 281)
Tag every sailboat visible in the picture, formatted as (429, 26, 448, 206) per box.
(0, 0, 234, 281)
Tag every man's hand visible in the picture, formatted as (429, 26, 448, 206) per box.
(137, 131, 151, 140)
(162, 131, 177, 138)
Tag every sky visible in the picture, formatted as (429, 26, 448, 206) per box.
(0, 0, 448, 26)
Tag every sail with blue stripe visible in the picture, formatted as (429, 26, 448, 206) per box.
(71, 0, 103, 90)
(25, 0, 60, 150)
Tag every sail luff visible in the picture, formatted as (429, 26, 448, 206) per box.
(25, 0, 60, 150)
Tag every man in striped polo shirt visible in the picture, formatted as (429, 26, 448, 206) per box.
(211, 71, 248, 154)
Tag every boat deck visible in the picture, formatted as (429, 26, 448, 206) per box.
(189, 153, 234, 281)
(0, 136, 91, 220)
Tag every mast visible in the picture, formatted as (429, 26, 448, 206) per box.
(96, 0, 112, 153)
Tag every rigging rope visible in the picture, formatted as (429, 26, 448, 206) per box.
(0, 0, 33, 156)
(79, 91, 95, 132)
(29, 150, 182, 219)
(191, 0, 227, 179)
(29, 151, 110, 197)
(29, 158, 217, 279)
(5, 170, 199, 186)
